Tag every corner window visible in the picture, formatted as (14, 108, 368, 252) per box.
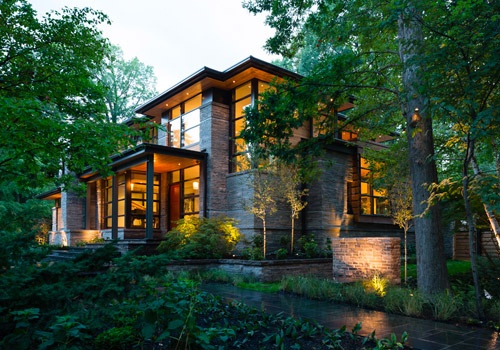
(360, 157, 390, 216)
(167, 94, 201, 148)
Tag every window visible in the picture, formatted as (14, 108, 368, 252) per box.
(169, 165, 200, 218)
(104, 172, 160, 229)
(130, 172, 160, 229)
(167, 94, 202, 148)
(104, 174, 125, 228)
(231, 80, 270, 172)
(360, 157, 390, 216)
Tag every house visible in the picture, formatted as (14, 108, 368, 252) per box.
(40, 56, 400, 251)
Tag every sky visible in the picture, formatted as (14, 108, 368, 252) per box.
(30, 0, 279, 92)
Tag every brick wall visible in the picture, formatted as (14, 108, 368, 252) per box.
(332, 237, 401, 283)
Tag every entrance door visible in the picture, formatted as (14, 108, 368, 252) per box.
(169, 183, 180, 230)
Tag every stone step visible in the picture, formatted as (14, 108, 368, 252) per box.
(44, 247, 97, 262)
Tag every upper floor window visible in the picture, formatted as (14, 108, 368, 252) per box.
(232, 80, 270, 172)
(167, 94, 202, 149)
(360, 157, 390, 216)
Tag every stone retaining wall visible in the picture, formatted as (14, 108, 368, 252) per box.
(331, 237, 401, 284)
(164, 258, 332, 283)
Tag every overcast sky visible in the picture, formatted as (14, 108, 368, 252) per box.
(30, 0, 279, 92)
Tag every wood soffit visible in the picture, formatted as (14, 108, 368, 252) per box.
(136, 57, 301, 118)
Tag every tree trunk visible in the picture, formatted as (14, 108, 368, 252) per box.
(263, 216, 267, 257)
(471, 157, 500, 252)
(398, 2, 449, 294)
(463, 138, 485, 319)
(291, 215, 295, 253)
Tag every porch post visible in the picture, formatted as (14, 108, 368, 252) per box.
(111, 175, 118, 240)
(145, 155, 154, 239)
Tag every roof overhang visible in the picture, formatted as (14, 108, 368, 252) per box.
(135, 56, 302, 118)
(36, 187, 61, 200)
(80, 143, 207, 182)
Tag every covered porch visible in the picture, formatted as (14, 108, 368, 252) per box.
(82, 143, 207, 242)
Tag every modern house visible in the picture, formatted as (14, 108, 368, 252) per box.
(40, 56, 400, 251)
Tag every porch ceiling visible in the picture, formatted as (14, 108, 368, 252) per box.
(130, 153, 200, 173)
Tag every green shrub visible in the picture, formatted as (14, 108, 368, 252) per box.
(431, 290, 459, 321)
(95, 326, 137, 349)
(275, 248, 289, 259)
(157, 216, 241, 259)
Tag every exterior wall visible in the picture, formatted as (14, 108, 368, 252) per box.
(200, 101, 230, 218)
(226, 171, 297, 253)
(332, 237, 401, 283)
(61, 191, 85, 231)
(306, 151, 355, 239)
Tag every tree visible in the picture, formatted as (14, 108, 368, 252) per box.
(243, 0, 449, 294)
(275, 163, 308, 253)
(244, 169, 278, 257)
(366, 142, 413, 284)
(0, 0, 133, 193)
(97, 45, 158, 123)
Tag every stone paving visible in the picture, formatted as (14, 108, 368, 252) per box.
(202, 284, 500, 350)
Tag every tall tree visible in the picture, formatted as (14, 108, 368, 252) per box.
(97, 45, 158, 123)
(243, 0, 449, 294)
(0, 0, 132, 191)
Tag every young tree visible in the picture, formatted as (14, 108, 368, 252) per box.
(366, 141, 413, 284)
(97, 45, 158, 123)
(243, 0, 449, 294)
(0, 0, 132, 192)
(244, 169, 278, 257)
(275, 163, 308, 254)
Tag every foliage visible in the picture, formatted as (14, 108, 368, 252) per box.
(274, 162, 309, 253)
(243, 0, 461, 294)
(241, 234, 265, 260)
(243, 169, 278, 257)
(0, 0, 135, 191)
(157, 216, 241, 259)
(0, 242, 411, 349)
(97, 45, 158, 123)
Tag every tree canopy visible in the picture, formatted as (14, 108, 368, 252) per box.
(0, 0, 132, 191)
(243, 0, 499, 295)
(97, 45, 158, 123)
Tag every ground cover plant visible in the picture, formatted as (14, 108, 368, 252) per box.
(0, 243, 410, 349)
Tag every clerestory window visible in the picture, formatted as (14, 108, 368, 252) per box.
(167, 94, 201, 149)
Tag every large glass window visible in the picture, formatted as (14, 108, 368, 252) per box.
(169, 165, 200, 220)
(167, 94, 201, 148)
(360, 157, 390, 215)
(130, 172, 160, 229)
(232, 80, 270, 172)
(104, 171, 160, 229)
(104, 174, 125, 228)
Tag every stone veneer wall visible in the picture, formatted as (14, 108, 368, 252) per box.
(162, 258, 332, 283)
(331, 237, 401, 284)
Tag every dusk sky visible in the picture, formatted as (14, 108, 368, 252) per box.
(30, 0, 279, 91)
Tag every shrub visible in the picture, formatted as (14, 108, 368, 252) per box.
(157, 216, 241, 259)
(430, 290, 459, 321)
(363, 273, 389, 297)
(275, 248, 289, 259)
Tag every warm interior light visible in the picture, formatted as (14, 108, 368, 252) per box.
(193, 181, 199, 190)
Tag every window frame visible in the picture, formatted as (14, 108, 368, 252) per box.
(166, 94, 202, 149)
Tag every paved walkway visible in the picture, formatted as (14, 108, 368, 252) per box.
(202, 284, 499, 350)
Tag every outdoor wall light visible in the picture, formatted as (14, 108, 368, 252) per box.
(410, 107, 420, 127)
